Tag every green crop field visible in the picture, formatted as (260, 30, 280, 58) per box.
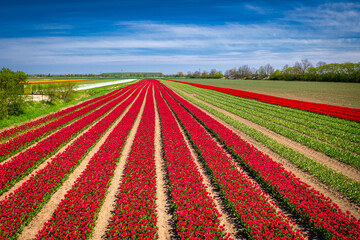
(167, 78, 360, 108)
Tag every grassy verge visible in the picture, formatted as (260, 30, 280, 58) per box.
(164, 81, 360, 169)
(0, 81, 136, 130)
(167, 84, 360, 204)
(165, 78, 360, 108)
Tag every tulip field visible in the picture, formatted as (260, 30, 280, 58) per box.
(0, 79, 359, 239)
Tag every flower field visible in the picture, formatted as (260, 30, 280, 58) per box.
(0, 79, 359, 239)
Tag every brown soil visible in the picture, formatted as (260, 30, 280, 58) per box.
(1, 90, 134, 200)
(17, 90, 138, 240)
(210, 130, 314, 239)
(89, 88, 146, 240)
(0, 90, 127, 165)
(176, 88, 360, 183)
(153, 93, 173, 240)
(171, 87, 360, 219)
(160, 90, 245, 239)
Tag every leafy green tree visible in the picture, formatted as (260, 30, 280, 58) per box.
(0, 68, 28, 119)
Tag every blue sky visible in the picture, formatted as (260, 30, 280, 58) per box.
(0, 0, 359, 74)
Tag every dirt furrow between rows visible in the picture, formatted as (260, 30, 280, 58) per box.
(153, 92, 173, 240)
(171, 107, 245, 239)
(0, 90, 127, 166)
(0, 96, 93, 137)
(0, 92, 133, 201)
(206, 127, 315, 239)
(89, 88, 147, 240)
(173, 88, 360, 219)
(16, 91, 139, 240)
(173, 87, 360, 183)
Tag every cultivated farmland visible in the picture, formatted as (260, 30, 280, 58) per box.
(0, 79, 359, 239)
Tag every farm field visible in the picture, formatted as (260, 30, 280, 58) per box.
(166, 78, 360, 109)
(0, 79, 359, 239)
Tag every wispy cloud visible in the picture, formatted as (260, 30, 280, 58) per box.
(1, 2, 359, 73)
(286, 2, 360, 36)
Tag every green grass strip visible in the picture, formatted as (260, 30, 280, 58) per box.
(192, 87, 360, 142)
(165, 81, 360, 134)
(0, 81, 135, 130)
(169, 86, 360, 204)
(193, 92, 360, 154)
(164, 82, 360, 168)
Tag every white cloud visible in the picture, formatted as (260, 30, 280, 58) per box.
(286, 2, 360, 35)
(1, 7, 359, 73)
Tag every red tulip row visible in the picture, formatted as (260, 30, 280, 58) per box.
(34, 84, 148, 239)
(0, 82, 145, 239)
(107, 86, 158, 239)
(157, 82, 304, 239)
(154, 83, 230, 239)
(0, 87, 122, 142)
(0, 82, 145, 196)
(161, 83, 360, 239)
(163, 79, 360, 122)
(0, 83, 138, 162)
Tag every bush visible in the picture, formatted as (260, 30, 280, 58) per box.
(43, 82, 77, 104)
(0, 68, 28, 119)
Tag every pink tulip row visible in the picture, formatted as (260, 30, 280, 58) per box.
(162, 84, 360, 239)
(107, 86, 158, 239)
(154, 82, 231, 239)
(34, 84, 148, 239)
(0, 84, 137, 161)
(0, 82, 144, 196)
(0, 87, 123, 141)
(0, 82, 144, 239)
(157, 82, 305, 240)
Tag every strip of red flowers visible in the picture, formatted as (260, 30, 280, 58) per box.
(155, 82, 231, 239)
(107, 86, 158, 239)
(158, 82, 304, 240)
(34, 83, 148, 239)
(163, 79, 360, 122)
(0, 85, 123, 142)
(161, 82, 360, 239)
(0, 82, 145, 196)
(0, 82, 145, 239)
(0, 83, 138, 162)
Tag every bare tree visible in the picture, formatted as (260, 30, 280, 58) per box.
(257, 66, 266, 78)
(301, 59, 313, 72)
(316, 61, 327, 67)
(238, 65, 252, 78)
(193, 70, 201, 78)
(264, 64, 274, 75)
(210, 69, 217, 78)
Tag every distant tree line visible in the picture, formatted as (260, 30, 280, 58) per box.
(100, 72, 163, 78)
(167, 61, 360, 83)
(31, 73, 98, 78)
(270, 61, 360, 82)
(30, 72, 165, 78)
(167, 64, 275, 80)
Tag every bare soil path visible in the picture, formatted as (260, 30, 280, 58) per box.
(172, 87, 360, 183)
(89, 88, 147, 240)
(170, 86, 360, 219)
(0, 91, 125, 166)
(0, 91, 133, 201)
(153, 91, 173, 240)
(17, 90, 139, 240)
(172, 111, 246, 240)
